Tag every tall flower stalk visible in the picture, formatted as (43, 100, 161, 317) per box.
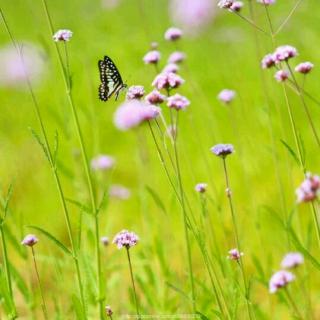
(40, 1, 104, 317)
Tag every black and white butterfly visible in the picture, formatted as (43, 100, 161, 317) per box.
(98, 55, 127, 101)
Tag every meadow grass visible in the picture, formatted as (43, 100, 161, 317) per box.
(0, 0, 320, 319)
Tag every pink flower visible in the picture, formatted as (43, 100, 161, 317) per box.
(162, 63, 179, 74)
(261, 53, 275, 69)
(211, 143, 234, 157)
(109, 185, 131, 200)
(170, 0, 215, 34)
(167, 94, 190, 110)
(275, 70, 289, 82)
(105, 305, 113, 316)
(295, 62, 314, 74)
(21, 234, 38, 247)
(217, 89, 236, 103)
(195, 183, 207, 193)
(164, 27, 183, 41)
(101, 236, 109, 246)
(113, 230, 139, 249)
(91, 155, 115, 171)
(53, 29, 73, 42)
(230, 1, 244, 12)
(227, 248, 243, 261)
(152, 72, 185, 90)
(126, 85, 145, 100)
(114, 100, 160, 130)
(218, 0, 234, 9)
(168, 52, 186, 64)
(273, 45, 297, 63)
(296, 173, 320, 203)
(257, 0, 276, 5)
(269, 270, 295, 293)
(145, 90, 166, 105)
(281, 252, 304, 269)
(143, 50, 161, 64)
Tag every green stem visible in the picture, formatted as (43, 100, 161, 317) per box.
(284, 287, 303, 319)
(126, 248, 140, 319)
(31, 247, 48, 320)
(40, 1, 103, 317)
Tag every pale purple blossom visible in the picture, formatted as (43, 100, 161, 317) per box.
(296, 173, 320, 203)
(269, 270, 295, 293)
(295, 62, 314, 74)
(218, 0, 234, 9)
(275, 70, 289, 82)
(91, 155, 115, 171)
(21, 234, 38, 247)
(211, 143, 234, 158)
(126, 85, 145, 100)
(257, 0, 276, 5)
(105, 305, 113, 316)
(164, 27, 183, 41)
(152, 72, 184, 90)
(53, 29, 73, 42)
(143, 50, 161, 64)
(168, 52, 186, 64)
(217, 89, 236, 104)
(101, 236, 110, 246)
(230, 1, 243, 12)
(162, 63, 179, 74)
(170, 0, 215, 34)
(195, 183, 207, 193)
(273, 45, 297, 63)
(114, 100, 160, 130)
(109, 185, 131, 200)
(228, 248, 243, 261)
(167, 94, 190, 110)
(281, 252, 304, 269)
(261, 53, 275, 69)
(113, 230, 139, 249)
(145, 90, 166, 105)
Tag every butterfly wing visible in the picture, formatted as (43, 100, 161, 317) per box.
(98, 56, 125, 101)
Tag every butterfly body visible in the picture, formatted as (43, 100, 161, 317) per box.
(98, 55, 126, 101)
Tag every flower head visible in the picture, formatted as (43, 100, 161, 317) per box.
(269, 270, 295, 293)
(145, 90, 166, 105)
(126, 85, 145, 100)
(257, 0, 276, 5)
(113, 230, 139, 249)
(195, 183, 207, 193)
(109, 185, 131, 200)
(218, 0, 234, 9)
(53, 29, 73, 42)
(152, 72, 184, 90)
(217, 89, 236, 104)
(230, 1, 243, 12)
(163, 63, 179, 74)
(273, 45, 297, 63)
(281, 252, 304, 269)
(91, 155, 115, 171)
(168, 52, 186, 64)
(296, 173, 320, 203)
(143, 50, 161, 64)
(275, 70, 289, 82)
(101, 236, 110, 246)
(211, 143, 234, 158)
(295, 62, 314, 74)
(167, 94, 190, 110)
(261, 53, 275, 69)
(105, 305, 113, 316)
(228, 248, 243, 261)
(114, 100, 160, 130)
(21, 234, 38, 247)
(165, 27, 183, 41)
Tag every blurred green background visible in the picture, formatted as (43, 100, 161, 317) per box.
(1, 0, 320, 318)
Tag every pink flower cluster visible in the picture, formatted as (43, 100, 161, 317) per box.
(167, 94, 190, 110)
(53, 29, 73, 42)
(195, 183, 207, 193)
(164, 27, 183, 41)
(217, 89, 236, 104)
(21, 234, 38, 247)
(91, 155, 115, 171)
(261, 45, 298, 69)
(269, 270, 294, 293)
(295, 62, 314, 74)
(281, 252, 304, 269)
(126, 85, 145, 100)
(296, 173, 320, 203)
(145, 90, 166, 105)
(227, 248, 243, 261)
(112, 230, 139, 249)
(152, 72, 184, 90)
(257, 0, 275, 5)
(211, 143, 234, 158)
(218, 0, 244, 12)
(143, 50, 161, 64)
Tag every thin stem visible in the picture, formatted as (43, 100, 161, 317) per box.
(284, 287, 303, 319)
(222, 158, 252, 320)
(0, 8, 87, 317)
(234, 12, 270, 36)
(172, 112, 196, 313)
(40, 1, 103, 316)
(311, 202, 320, 249)
(126, 248, 140, 319)
(31, 247, 48, 320)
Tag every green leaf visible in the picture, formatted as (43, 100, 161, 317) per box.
(27, 225, 72, 256)
(145, 185, 167, 214)
(166, 282, 191, 301)
(280, 139, 300, 166)
(65, 198, 92, 215)
(53, 130, 59, 167)
(29, 127, 50, 164)
(196, 311, 215, 320)
(72, 294, 86, 320)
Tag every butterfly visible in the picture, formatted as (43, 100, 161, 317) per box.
(98, 55, 127, 101)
